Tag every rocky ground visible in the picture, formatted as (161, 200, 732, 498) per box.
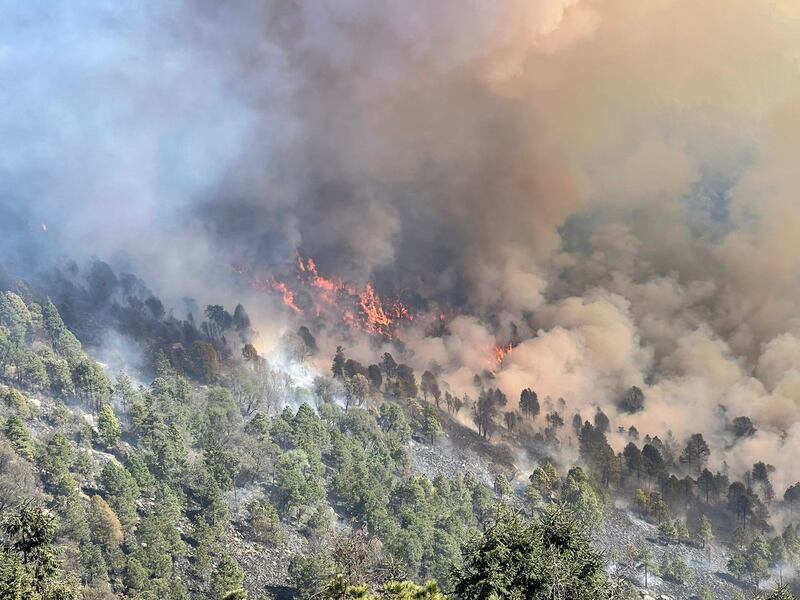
(599, 506, 745, 599)
(222, 408, 756, 599)
(408, 437, 495, 488)
(225, 524, 298, 600)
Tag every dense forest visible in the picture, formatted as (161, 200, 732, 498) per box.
(0, 263, 797, 600)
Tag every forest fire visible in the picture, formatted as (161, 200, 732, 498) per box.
(271, 279, 302, 314)
(358, 284, 394, 337)
(298, 257, 340, 297)
(494, 343, 513, 365)
(237, 256, 414, 339)
(236, 260, 517, 371)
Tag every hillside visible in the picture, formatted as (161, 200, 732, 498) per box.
(0, 283, 797, 600)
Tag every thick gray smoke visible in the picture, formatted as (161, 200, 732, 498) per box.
(4, 1, 800, 487)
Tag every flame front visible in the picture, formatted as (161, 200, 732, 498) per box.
(238, 256, 413, 339)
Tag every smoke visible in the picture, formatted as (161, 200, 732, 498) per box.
(6, 1, 800, 487)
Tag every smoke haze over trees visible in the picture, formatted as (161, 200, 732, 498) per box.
(4, 2, 800, 598)
(4, 0, 800, 494)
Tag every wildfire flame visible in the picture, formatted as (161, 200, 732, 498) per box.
(236, 256, 413, 339)
(358, 284, 394, 336)
(235, 259, 514, 370)
(230, 265, 303, 314)
(298, 257, 340, 295)
(494, 343, 513, 365)
(271, 279, 302, 314)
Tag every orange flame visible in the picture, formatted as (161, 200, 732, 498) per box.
(235, 256, 414, 339)
(299, 257, 345, 296)
(271, 279, 302, 314)
(229, 264, 303, 314)
(391, 299, 413, 321)
(494, 343, 513, 365)
(359, 283, 394, 337)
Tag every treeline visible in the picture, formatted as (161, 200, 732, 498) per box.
(1, 259, 256, 376)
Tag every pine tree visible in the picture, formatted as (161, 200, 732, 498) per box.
(210, 554, 246, 599)
(97, 402, 121, 447)
(453, 505, 612, 599)
(0, 501, 80, 598)
(4, 415, 33, 460)
(87, 495, 124, 548)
